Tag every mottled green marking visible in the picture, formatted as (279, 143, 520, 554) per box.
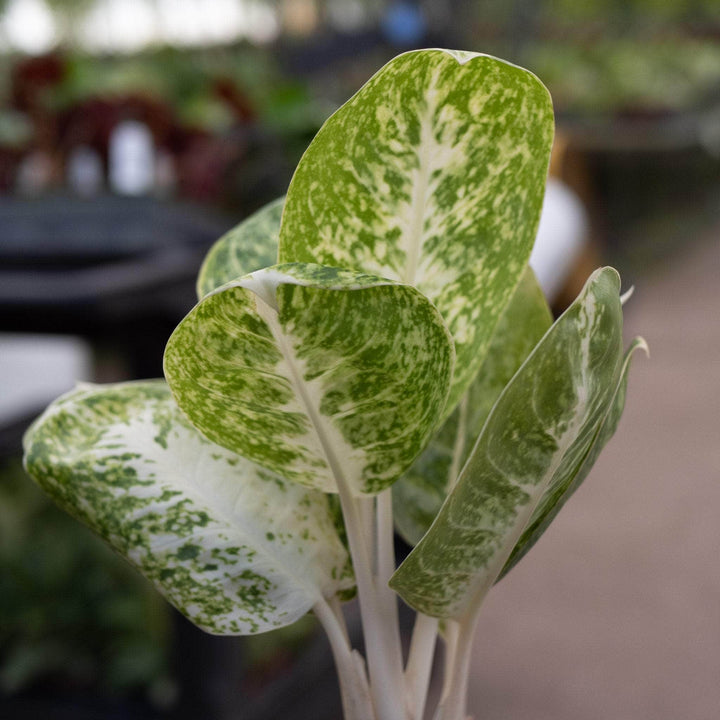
(279, 50, 554, 418)
(499, 335, 647, 579)
(197, 197, 283, 299)
(23, 381, 354, 635)
(390, 268, 646, 619)
(164, 263, 454, 496)
(393, 266, 553, 545)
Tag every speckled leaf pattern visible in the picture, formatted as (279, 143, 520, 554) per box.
(164, 263, 454, 496)
(390, 268, 645, 619)
(498, 335, 647, 579)
(392, 267, 552, 546)
(278, 50, 554, 416)
(196, 197, 283, 299)
(22, 381, 353, 635)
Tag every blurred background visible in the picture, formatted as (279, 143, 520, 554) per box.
(1, 1, 719, 719)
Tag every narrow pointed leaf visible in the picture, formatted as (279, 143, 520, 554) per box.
(165, 263, 454, 497)
(278, 49, 554, 416)
(393, 267, 552, 545)
(499, 336, 648, 579)
(390, 268, 643, 619)
(196, 197, 283, 300)
(22, 381, 353, 635)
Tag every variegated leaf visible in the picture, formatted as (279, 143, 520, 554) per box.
(390, 268, 646, 619)
(278, 49, 554, 417)
(22, 381, 353, 635)
(164, 263, 454, 497)
(499, 335, 647, 579)
(393, 266, 552, 546)
(196, 197, 283, 300)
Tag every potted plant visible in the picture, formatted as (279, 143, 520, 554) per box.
(23, 49, 646, 720)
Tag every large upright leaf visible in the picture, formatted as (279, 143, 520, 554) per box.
(164, 263, 454, 497)
(23, 381, 353, 635)
(196, 197, 283, 299)
(390, 268, 645, 619)
(393, 266, 552, 546)
(278, 50, 554, 416)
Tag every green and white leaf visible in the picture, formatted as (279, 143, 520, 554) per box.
(393, 266, 552, 546)
(196, 197, 283, 300)
(278, 49, 554, 417)
(390, 267, 645, 619)
(22, 381, 353, 635)
(499, 335, 647, 579)
(164, 263, 454, 497)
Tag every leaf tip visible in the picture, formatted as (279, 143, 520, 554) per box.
(633, 336, 650, 359)
(619, 285, 635, 306)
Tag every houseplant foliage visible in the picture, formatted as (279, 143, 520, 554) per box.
(24, 50, 646, 720)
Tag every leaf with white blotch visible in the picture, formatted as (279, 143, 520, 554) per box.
(390, 267, 646, 619)
(279, 49, 554, 418)
(498, 335, 647, 580)
(196, 197, 283, 300)
(23, 381, 353, 635)
(164, 263, 454, 497)
(393, 266, 552, 546)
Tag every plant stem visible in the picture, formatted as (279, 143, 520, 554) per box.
(374, 489, 407, 710)
(375, 490, 404, 672)
(433, 615, 476, 720)
(314, 599, 376, 720)
(330, 594, 351, 646)
(376, 489, 396, 582)
(439, 621, 459, 706)
(405, 612, 438, 720)
(359, 495, 375, 569)
(336, 484, 408, 720)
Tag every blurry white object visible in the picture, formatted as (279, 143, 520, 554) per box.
(109, 120, 155, 196)
(530, 177, 589, 302)
(67, 145, 103, 197)
(3, 0, 56, 54)
(0, 334, 92, 425)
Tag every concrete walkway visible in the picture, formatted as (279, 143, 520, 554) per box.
(467, 234, 720, 720)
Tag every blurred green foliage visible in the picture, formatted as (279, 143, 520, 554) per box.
(0, 459, 173, 704)
(46, 46, 327, 137)
(540, 0, 720, 25)
(526, 39, 720, 113)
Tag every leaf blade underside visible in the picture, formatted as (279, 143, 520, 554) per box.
(23, 381, 353, 635)
(499, 335, 648, 579)
(390, 267, 644, 619)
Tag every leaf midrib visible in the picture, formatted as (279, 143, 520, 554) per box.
(401, 74, 440, 285)
(253, 292, 354, 496)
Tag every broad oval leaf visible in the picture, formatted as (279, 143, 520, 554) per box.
(393, 266, 552, 546)
(278, 49, 554, 417)
(22, 381, 353, 635)
(196, 197, 284, 300)
(390, 267, 646, 619)
(164, 263, 454, 496)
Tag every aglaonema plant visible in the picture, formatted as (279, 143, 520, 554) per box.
(23, 50, 646, 720)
